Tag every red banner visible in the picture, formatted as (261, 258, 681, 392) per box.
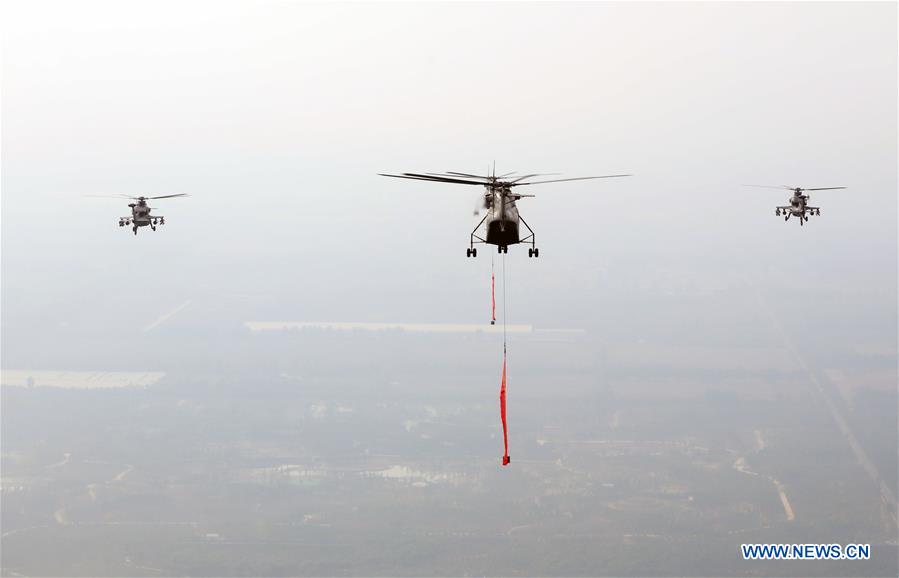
(491, 270, 496, 325)
(500, 355, 509, 466)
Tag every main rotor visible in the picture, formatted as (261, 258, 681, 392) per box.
(86, 193, 189, 203)
(744, 185, 846, 196)
(379, 170, 631, 194)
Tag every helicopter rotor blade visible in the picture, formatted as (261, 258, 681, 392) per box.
(449, 172, 564, 183)
(442, 171, 493, 179)
(379, 173, 488, 186)
(509, 173, 560, 183)
(437, 171, 539, 182)
(405, 174, 488, 185)
(803, 187, 847, 191)
(84, 193, 187, 200)
(426, 172, 492, 182)
(742, 185, 793, 190)
(383, 171, 633, 188)
(512, 174, 632, 186)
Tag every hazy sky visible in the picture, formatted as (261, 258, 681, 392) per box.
(1, 5, 896, 575)
(2, 1, 896, 347)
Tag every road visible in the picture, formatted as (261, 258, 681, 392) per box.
(755, 290, 897, 528)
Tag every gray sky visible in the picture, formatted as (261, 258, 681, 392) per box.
(2, 0, 896, 344)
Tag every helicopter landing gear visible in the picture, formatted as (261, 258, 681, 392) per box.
(466, 248, 478, 258)
(775, 208, 781, 216)
(132, 225, 138, 235)
(497, 245, 508, 254)
(151, 224, 156, 231)
(518, 215, 537, 259)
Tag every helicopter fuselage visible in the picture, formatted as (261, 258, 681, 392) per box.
(789, 194, 806, 216)
(131, 203, 153, 226)
(120, 200, 165, 233)
(484, 188, 522, 247)
(469, 185, 537, 256)
(775, 190, 819, 225)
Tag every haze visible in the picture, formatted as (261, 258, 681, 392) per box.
(2, 2, 896, 576)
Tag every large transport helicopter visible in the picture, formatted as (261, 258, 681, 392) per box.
(380, 169, 630, 257)
(745, 185, 846, 226)
(89, 194, 188, 235)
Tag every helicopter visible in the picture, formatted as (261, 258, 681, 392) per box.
(88, 194, 188, 235)
(745, 185, 846, 226)
(380, 168, 630, 257)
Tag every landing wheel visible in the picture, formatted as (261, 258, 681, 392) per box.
(775, 209, 780, 216)
(151, 225, 156, 231)
(472, 248, 477, 257)
(528, 248, 533, 258)
(132, 226, 138, 235)
(784, 215, 789, 221)
(466, 248, 472, 258)
(534, 248, 539, 258)
(503, 246, 508, 254)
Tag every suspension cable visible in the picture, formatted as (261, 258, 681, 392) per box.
(500, 250, 510, 466)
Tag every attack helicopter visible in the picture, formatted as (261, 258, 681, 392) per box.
(380, 168, 630, 257)
(745, 185, 846, 226)
(89, 194, 188, 235)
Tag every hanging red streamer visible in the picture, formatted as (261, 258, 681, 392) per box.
(491, 269, 496, 325)
(500, 353, 510, 466)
